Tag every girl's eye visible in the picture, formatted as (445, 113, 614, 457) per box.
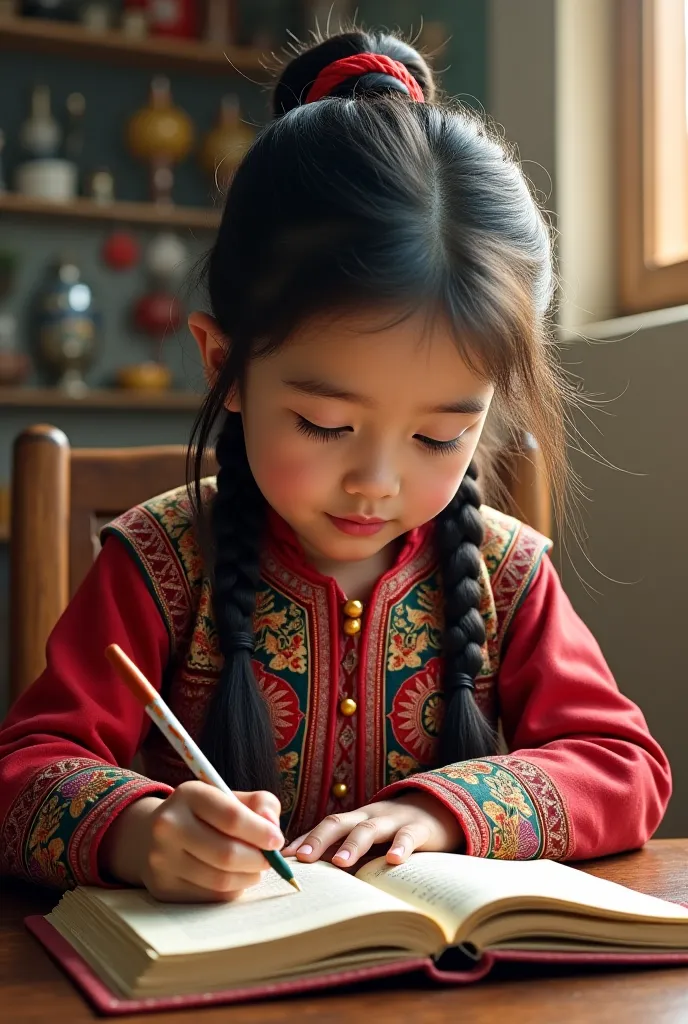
(414, 434, 465, 456)
(296, 415, 351, 442)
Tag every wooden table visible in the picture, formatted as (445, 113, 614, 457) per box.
(1, 839, 687, 1023)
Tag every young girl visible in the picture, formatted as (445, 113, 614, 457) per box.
(0, 30, 670, 901)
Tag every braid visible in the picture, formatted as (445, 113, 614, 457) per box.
(435, 462, 499, 764)
(199, 413, 280, 793)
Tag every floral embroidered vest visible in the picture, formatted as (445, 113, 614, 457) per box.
(103, 481, 551, 840)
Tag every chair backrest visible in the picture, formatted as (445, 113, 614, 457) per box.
(9, 424, 550, 702)
(9, 424, 214, 701)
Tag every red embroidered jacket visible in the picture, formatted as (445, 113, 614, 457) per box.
(0, 482, 671, 890)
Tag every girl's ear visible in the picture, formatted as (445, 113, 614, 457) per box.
(188, 311, 241, 411)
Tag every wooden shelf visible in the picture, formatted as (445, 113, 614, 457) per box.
(0, 15, 268, 76)
(0, 193, 222, 230)
(0, 386, 202, 411)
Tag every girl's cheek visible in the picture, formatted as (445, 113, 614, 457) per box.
(254, 445, 331, 509)
(414, 463, 470, 519)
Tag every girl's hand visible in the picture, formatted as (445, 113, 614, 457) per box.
(100, 781, 284, 902)
(282, 792, 464, 870)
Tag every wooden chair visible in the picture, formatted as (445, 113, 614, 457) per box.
(8, 424, 549, 702)
(9, 424, 215, 701)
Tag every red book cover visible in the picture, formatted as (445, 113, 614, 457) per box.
(25, 915, 688, 1017)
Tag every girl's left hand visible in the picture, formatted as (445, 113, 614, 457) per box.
(282, 792, 465, 869)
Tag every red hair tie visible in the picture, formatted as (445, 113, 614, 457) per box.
(305, 53, 425, 104)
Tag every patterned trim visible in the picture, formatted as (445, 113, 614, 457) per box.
(102, 506, 194, 654)
(481, 507, 552, 649)
(490, 755, 574, 859)
(361, 536, 437, 803)
(0, 758, 172, 889)
(376, 756, 572, 861)
(261, 553, 336, 836)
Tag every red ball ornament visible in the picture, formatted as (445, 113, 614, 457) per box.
(102, 232, 140, 271)
(133, 291, 183, 337)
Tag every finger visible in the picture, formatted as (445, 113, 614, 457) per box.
(178, 850, 265, 895)
(180, 817, 273, 874)
(295, 812, 367, 862)
(147, 874, 257, 904)
(331, 817, 397, 868)
(282, 833, 309, 857)
(386, 823, 430, 865)
(237, 790, 282, 830)
(179, 782, 284, 851)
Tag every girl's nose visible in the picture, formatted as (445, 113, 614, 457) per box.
(342, 452, 401, 501)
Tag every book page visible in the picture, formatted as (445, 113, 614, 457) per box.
(84, 858, 427, 957)
(356, 853, 688, 943)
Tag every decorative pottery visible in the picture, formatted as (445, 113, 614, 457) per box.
(116, 361, 172, 391)
(199, 95, 253, 189)
(19, 85, 61, 159)
(79, 2, 115, 30)
(126, 77, 194, 204)
(35, 258, 99, 394)
(122, 0, 148, 37)
(145, 232, 187, 283)
(86, 167, 115, 204)
(15, 159, 78, 201)
(101, 232, 140, 271)
(133, 290, 182, 338)
(147, 0, 198, 38)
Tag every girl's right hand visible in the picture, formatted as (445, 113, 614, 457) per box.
(100, 781, 284, 902)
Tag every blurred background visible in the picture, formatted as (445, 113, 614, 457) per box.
(0, 0, 686, 836)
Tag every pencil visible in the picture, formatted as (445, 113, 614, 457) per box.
(104, 643, 301, 893)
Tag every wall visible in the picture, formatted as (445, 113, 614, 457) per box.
(563, 316, 688, 840)
(488, 0, 687, 837)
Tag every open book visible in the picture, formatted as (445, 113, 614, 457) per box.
(38, 853, 688, 1005)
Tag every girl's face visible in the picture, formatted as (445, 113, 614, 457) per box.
(192, 309, 494, 571)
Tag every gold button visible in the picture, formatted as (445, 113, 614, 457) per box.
(332, 781, 348, 799)
(340, 697, 357, 717)
(343, 617, 361, 636)
(343, 599, 363, 618)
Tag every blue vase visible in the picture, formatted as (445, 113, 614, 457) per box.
(36, 258, 100, 394)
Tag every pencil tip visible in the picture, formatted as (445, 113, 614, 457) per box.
(288, 878, 302, 892)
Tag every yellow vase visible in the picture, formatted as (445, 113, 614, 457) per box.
(199, 95, 254, 189)
(126, 77, 194, 202)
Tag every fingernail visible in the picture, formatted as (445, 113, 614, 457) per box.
(335, 849, 350, 862)
(266, 830, 284, 850)
(298, 844, 313, 855)
(389, 846, 404, 858)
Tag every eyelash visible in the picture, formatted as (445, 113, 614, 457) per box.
(295, 416, 465, 456)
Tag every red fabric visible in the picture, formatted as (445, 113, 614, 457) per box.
(0, 530, 671, 883)
(498, 554, 672, 857)
(0, 538, 173, 884)
(378, 555, 672, 860)
(305, 54, 425, 104)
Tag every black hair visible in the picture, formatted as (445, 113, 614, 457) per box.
(190, 28, 567, 793)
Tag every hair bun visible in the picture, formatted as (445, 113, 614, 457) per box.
(273, 29, 435, 117)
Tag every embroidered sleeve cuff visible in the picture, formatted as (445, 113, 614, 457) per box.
(5, 758, 172, 890)
(375, 755, 573, 860)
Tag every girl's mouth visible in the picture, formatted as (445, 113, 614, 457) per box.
(326, 514, 389, 536)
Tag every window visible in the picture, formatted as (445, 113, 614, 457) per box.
(618, 0, 688, 312)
